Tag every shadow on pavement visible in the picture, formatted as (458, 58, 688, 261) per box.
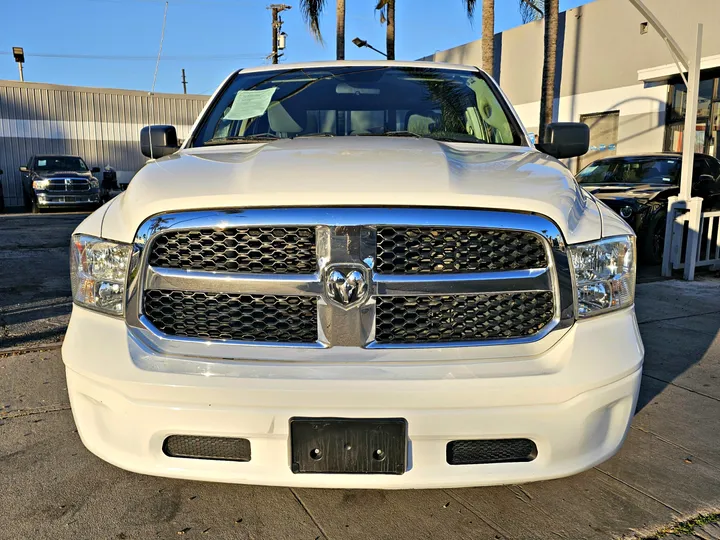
(634, 279, 720, 412)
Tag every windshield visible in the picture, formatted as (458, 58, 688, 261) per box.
(577, 157, 680, 185)
(192, 66, 525, 147)
(34, 156, 88, 173)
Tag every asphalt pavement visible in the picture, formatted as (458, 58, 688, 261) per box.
(1, 213, 719, 540)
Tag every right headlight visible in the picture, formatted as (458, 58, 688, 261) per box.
(70, 234, 133, 316)
(568, 235, 636, 318)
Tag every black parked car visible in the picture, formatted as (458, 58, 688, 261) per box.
(20, 155, 101, 213)
(576, 153, 720, 263)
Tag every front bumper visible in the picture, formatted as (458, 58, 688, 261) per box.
(36, 190, 100, 207)
(62, 306, 644, 489)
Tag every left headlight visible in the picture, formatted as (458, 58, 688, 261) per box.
(568, 235, 636, 318)
(89, 177, 100, 189)
(70, 234, 132, 316)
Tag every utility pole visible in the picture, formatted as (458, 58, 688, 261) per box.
(269, 4, 291, 64)
(181, 68, 187, 94)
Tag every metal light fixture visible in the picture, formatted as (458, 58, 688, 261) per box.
(12, 47, 25, 82)
(352, 37, 388, 58)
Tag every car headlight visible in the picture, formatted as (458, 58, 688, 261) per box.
(89, 177, 99, 188)
(568, 235, 636, 318)
(70, 234, 132, 316)
(32, 179, 50, 190)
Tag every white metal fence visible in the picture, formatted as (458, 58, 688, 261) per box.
(672, 209, 720, 271)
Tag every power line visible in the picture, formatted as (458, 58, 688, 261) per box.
(0, 52, 265, 61)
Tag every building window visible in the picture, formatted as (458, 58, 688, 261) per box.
(579, 111, 620, 170)
(664, 70, 720, 157)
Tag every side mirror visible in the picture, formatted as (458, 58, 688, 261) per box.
(535, 122, 590, 159)
(19, 166, 28, 173)
(141, 125, 179, 158)
(698, 174, 715, 184)
(91, 166, 101, 173)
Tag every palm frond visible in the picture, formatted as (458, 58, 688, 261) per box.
(461, 0, 477, 19)
(299, 0, 328, 43)
(519, 0, 544, 23)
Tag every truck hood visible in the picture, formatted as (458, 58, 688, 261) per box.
(35, 171, 92, 179)
(100, 137, 602, 244)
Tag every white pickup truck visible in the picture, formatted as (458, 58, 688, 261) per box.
(63, 61, 642, 489)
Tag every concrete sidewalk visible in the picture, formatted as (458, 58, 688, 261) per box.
(1, 277, 719, 539)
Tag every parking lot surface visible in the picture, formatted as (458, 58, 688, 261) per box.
(1, 214, 719, 540)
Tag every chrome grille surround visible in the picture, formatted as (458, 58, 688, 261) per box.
(126, 208, 575, 355)
(45, 178, 91, 192)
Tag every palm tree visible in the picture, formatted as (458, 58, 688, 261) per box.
(337, 0, 346, 60)
(299, 0, 347, 60)
(376, 0, 396, 60)
(460, 0, 493, 75)
(538, 0, 558, 140)
(519, 0, 543, 23)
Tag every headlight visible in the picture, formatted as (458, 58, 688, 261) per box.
(568, 236, 636, 318)
(70, 234, 132, 316)
(32, 179, 50, 190)
(89, 177, 99, 188)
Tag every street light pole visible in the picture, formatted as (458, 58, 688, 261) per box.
(352, 37, 388, 58)
(12, 47, 25, 82)
(627, 0, 704, 279)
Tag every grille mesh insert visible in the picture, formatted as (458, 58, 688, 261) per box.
(376, 227, 547, 274)
(163, 435, 251, 462)
(144, 290, 318, 343)
(447, 439, 537, 465)
(375, 292, 554, 344)
(148, 227, 317, 274)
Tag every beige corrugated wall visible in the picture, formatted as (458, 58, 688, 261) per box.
(0, 80, 208, 208)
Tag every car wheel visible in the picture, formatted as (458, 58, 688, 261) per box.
(642, 211, 666, 265)
(31, 198, 41, 214)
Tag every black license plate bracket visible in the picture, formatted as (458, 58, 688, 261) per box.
(290, 417, 407, 475)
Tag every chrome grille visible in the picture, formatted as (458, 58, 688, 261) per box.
(149, 227, 316, 274)
(46, 178, 90, 192)
(376, 227, 547, 274)
(375, 292, 554, 344)
(127, 208, 574, 354)
(144, 290, 318, 343)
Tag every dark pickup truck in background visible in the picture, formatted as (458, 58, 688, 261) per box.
(20, 155, 102, 213)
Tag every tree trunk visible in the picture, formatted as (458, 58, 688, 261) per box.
(336, 0, 346, 60)
(481, 0, 494, 74)
(386, 0, 395, 60)
(539, 0, 558, 141)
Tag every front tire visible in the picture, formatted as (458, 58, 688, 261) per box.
(642, 210, 667, 264)
(31, 198, 41, 214)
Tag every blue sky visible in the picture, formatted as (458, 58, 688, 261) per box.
(1, 0, 587, 95)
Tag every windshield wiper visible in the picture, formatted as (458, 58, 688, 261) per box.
(203, 134, 280, 146)
(294, 132, 335, 138)
(353, 131, 422, 138)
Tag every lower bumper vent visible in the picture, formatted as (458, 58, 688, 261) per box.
(446, 439, 537, 465)
(163, 435, 251, 462)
